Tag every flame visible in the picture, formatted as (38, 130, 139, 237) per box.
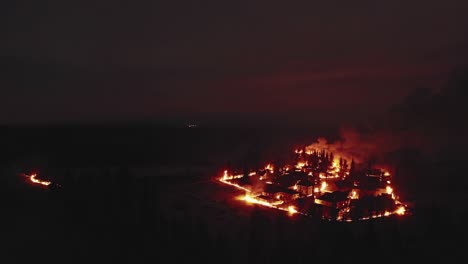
(288, 206, 298, 215)
(241, 194, 297, 216)
(28, 173, 51, 186)
(314, 187, 319, 193)
(219, 172, 251, 193)
(222, 182, 300, 216)
(296, 161, 307, 169)
(242, 194, 274, 207)
(320, 181, 328, 192)
(349, 190, 358, 199)
(332, 160, 339, 168)
(396, 206, 406, 215)
(319, 173, 340, 179)
(384, 171, 390, 176)
(386, 186, 393, 195)
(241, 194, 284, 208)
(221, 170, 243, 181)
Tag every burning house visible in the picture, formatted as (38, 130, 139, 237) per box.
(315, 191, 350, 208)
(262, 184, 300, 202)
(295, 179, 314, 197)
(314, 191, 350, 220)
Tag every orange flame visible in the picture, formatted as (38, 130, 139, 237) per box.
(396, 206, 406, 215)
(288, 205, 298, 215)
(386, 186, 393, 195)
(28, 173, 51, 186)
(349, 190, 358, 199)
(296, 161, 307, 169)
(320, 181, 328, 192)
(220, 178, 251, 193)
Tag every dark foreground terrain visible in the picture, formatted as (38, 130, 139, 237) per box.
(1, 125, 467, 264)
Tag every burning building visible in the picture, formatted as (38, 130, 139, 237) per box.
(262, 184, 300, 202)
(218, 145, 409, 222)
(295, 179, 314, 197)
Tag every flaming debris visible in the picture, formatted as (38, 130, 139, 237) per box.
(218, 147, 409, 221)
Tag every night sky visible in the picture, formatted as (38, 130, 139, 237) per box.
(2, 0, 468, 124)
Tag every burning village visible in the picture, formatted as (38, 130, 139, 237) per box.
(219, 147, 408, 222)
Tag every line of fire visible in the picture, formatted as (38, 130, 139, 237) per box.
(218, 148, 408, 222)
(20, 172, 62, 189)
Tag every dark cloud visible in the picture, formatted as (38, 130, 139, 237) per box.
(1, 0, 468, 123)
